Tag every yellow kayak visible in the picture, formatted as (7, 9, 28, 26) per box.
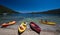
(40, 19, 56, 25)
(47, 22, 56, 25)
(18, 22, 27, 34)
(41, 22, 56, 25)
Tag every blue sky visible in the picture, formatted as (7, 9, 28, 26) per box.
(0, 0, 60, 13)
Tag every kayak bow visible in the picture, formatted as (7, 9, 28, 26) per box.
(18, 22, 27, 35)
(30, 22, 41, 34)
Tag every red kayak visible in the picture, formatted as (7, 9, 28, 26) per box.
(30, 22, 41, 34)
(1, 23, 10, 28)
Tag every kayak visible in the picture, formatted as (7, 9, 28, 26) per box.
(40, 19, 56, 25)
(1, 21, 16, 28)
(41, 22, 56, 25)
(18, 22, 27, 35)
(30, 22, 41, 34)
(1, 23, 10, 28)
(8, 21, 16, 25)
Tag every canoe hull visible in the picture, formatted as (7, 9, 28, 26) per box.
(1, 24, 9, 28)
(8, 23, 15, 25)
(18, 22, 27, 35)
(18, 30, 24, 35)
(41, 22, 56, 25)
(30, 22, 41, 34)
(8, 21, 16, 25)
(30, 25, 40, 34)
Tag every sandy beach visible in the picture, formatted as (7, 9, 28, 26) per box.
(0, 18, 60, 35)
(0, 21, 60, 35)
(0, 26, 59, 35)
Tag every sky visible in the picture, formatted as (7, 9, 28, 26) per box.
(0, 0, 60, 13)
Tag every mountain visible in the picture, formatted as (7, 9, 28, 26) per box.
(0, 5, 20, 15)
(29, 9, 60, 14)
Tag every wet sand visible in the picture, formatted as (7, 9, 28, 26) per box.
(0, 28, 59, 35)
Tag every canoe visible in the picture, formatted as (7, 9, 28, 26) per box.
(30, 22, 41, 34)
(8, 21, 16, 25)
(41, 22, 56, 25)
(1, 23, 10, 28)
(18, 22, 27, 35)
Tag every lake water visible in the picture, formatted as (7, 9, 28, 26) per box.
(0, 14, 60, 24)
(0, 14, 60, 31)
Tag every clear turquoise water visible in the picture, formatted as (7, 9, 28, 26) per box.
(0, 14, 60, 24)
(0, 14, 60, 31)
